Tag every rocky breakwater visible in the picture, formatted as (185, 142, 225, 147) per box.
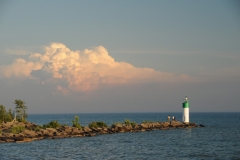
(0, 120, 204, 143)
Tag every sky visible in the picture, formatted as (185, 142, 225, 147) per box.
(0, 0, 239, 113)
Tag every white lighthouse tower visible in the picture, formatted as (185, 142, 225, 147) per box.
(182, 96, 189, 123)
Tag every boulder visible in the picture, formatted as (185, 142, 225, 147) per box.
(98, 127, 109, 134)
(63, 128, 73, 134)
(102, 127, 108, 131)
(147, 123, 154, 128)
(8, 133, 15, 138)
(152, 122, 161, 128)
(83, 126, 92, 132)
(45, 128, 58, 136)
(39, 129, 50, 136)
(22, 130, 38, 138)
(59, 132, 68, 136)
(114, 124, 127, 132)
(90, 127, 99, 133)
(140, 123, 148, 129)
(13, 133, 24, 141)
(46, 128, 57, 133)
(171, 121, 183, 127)
(35, 131, 43, 137)
(107, 127, 115, 134)
(72, 127, 83, 135)
(115, 124, 123, 128)
(123, 125, 132, 131)
(133, 124, 140, 130)
(161, 122, 170, 127)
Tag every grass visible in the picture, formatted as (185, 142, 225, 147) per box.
(11, 126, 25, 134)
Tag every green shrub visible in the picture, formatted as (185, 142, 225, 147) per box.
(124, 119, 131, 126)
(89, 121, 107, 128)
(32, 126, 42, 132)
(43, 120, 61, 129)
(124, 119, 136, 127)
(131, 122, 136, 127)
(11, 126, 25, 134)
(72, 116, 81, 129)
(89, 122, 98, 128)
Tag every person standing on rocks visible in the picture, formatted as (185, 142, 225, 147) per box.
(167, 115, 170, 122)
(172, 115, 175, 121)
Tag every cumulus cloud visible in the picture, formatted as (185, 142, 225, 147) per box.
(0, 43, 192, 92)
(0, 58, 42, 78)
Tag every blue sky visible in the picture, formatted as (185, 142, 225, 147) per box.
(0, 0, 239, 113)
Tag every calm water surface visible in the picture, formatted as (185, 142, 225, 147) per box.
(0, 112, 240, 160)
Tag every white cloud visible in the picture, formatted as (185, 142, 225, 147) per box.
(0, 58, 43, 78)
(0, 43, 193, 92)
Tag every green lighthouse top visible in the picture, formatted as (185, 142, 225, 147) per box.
(182, 96, 189, 108)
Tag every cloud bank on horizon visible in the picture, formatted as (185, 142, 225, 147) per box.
(0, 43, 192, 93)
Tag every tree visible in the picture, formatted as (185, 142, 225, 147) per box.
(0, 105, 6, 123)
(14, 99, 28, 122)
(8, 109, 14, 120)
(0, 105, 13, 123)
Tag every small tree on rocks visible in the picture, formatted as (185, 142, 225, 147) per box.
(14, 99, 28, 122)
(72, 116, 81, 129)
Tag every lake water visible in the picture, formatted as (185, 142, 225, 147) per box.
(0, 112, 240, 160)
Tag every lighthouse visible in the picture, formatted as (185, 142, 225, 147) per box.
(182, 96, 189, 123)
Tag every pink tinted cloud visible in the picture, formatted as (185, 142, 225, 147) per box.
(0, 43, 193, 92)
